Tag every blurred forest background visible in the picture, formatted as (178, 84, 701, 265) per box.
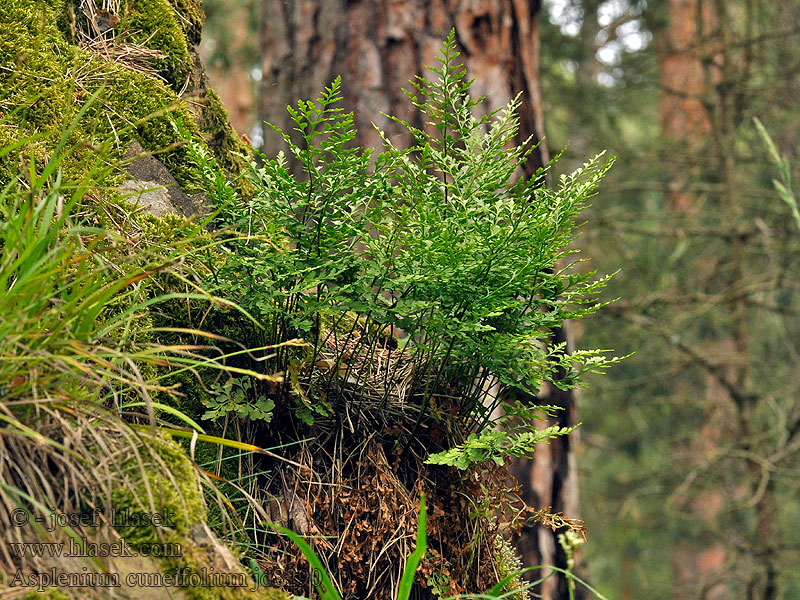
(198, 1, 800, 598)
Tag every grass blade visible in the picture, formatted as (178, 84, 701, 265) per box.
(397, 494, 427, 600)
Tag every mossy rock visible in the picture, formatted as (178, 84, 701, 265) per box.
(108, 434, 288, 600)
(111, 434, 205, 544)
(0, 0, 251, 203)
(0, 3, 285, 599)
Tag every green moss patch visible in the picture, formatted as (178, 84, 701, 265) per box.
(118, 0, 193, 88)
(110, 435, 285, 600)
(0, 0, 250, 201)
(166, 0, 205, 45)
(0, 3, 278, 599)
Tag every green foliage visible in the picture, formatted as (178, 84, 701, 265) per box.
(755, 117, 800, 229)
(201, 31, 618, 468)
(397, 495, 428, 600)
(269, 496, 427, 600)
(467, 565, 610, 600)
(277, 501, 605, 600)
(203, 376, 276, 423)
(425, 423, 577, 470)
(0, 99, 282, 600)
(557, 530, 586, 600)
(489, 536, 528, 600)
(0, 0, 248, 197)
(274, 506, 602, 600)
(541, 2, 800, 597)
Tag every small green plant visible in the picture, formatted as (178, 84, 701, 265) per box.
(755, 117, 799, 230)
(268, 496, 427, 600)
(558, 530, 586, 600)
(489, 536, 529, 600)
(197, 30, 620, 470)
(427, 403, 577, 470)
(202, 376, 276, 423)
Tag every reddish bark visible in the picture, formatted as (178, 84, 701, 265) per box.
(658, 0, 716, 211)
(259, 2, 580, 597)
(259, 0, 547, 173)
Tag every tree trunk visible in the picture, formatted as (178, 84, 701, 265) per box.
(657, 2, 782, 598)
(259, 0, 547, 172)
(200, 1, 257, 137)
(657, 0, 715, 212)
(259, 1, 581, 597)
(656, 3, 729, 597)
(508, 325, 584, 600)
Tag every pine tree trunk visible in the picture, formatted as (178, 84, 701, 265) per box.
(508, 325, 584, 600)
(657, 3, 782, 598)
(201, 2, 256, 137)
(657, 0, 714, 211)
(656, 4, 729, 597)
(259, 0, 548, 172)
(259, 2, 581, 597)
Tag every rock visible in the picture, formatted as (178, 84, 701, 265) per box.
(105, 554, 187, 600)
(188, 522, 241, 574)
(121, 142, 205, 217)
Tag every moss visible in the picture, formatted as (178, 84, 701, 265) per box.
(97, 64, 208, 192)
(166, 0, 205, 45)
(21, 590, 71, 600)
(112, 434, 206, 543)
(0, 0, 75, 181)
(118, 0, 193, 89)
(258, 590, 290, 600)
(0, 0, 250, 199)
(1, 4, 283, 597)
(492, 535, 528, 600)
(137, 211, 196, 242)
(0, 0, 202, 192)
(110, 435, 288, 600)
(201, 87, 255, 197)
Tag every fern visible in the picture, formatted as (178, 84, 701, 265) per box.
(425, 425, 578, 470)
(197, 30, 619, 469)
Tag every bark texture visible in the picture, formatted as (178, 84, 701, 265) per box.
(657, 0, 715, 211)
(509, 327, 583, 600)
(260, 0, 548, 173)
(658, 0, 713, 142)
(259, 2, 582, 598)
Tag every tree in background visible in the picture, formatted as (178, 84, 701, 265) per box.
(540, 0, 800, 598)
(199, 0, 260, 138)
(257, 1, 586, 598)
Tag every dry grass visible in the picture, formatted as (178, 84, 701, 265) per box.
(77, 0, 166, 78)
(0, 137, 241, 597)
(233, 323, 522, 598)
